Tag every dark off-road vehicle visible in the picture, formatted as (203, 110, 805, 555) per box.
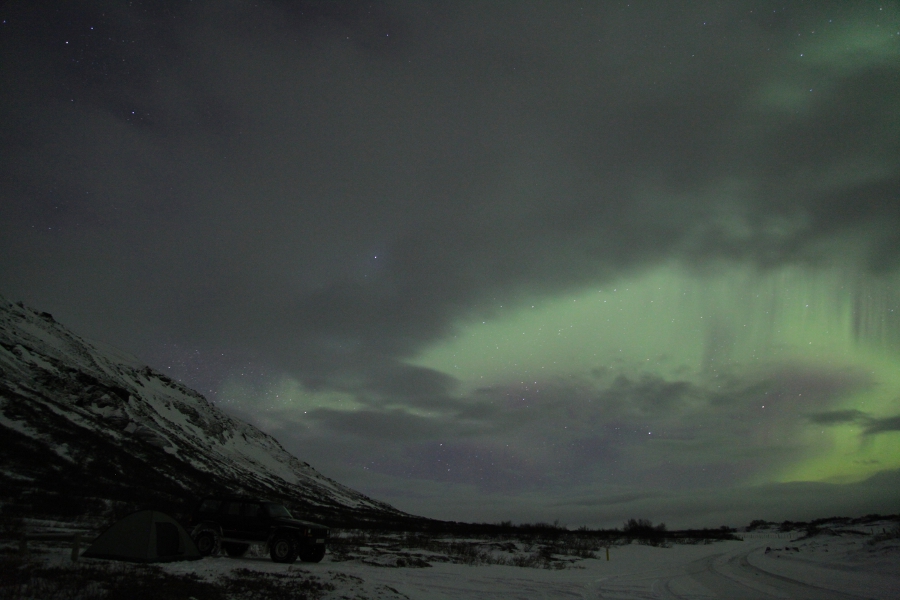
(188, 497, 328, 563)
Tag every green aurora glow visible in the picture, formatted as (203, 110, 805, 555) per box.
(407, 265, 900, 486)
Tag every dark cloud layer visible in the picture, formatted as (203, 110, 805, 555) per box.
(4, 2, 898, 364)
(807, 409, 900, 436)
(808, 409, 868, 425)
(226, 362, 876, 516)
(864, 414, 900, 435)
(2, 1, 899, 526)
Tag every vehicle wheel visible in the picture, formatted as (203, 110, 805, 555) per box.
(299, 544, 326, 563)
(270, 534, 298, 563)
(194, 531, 218, 557)
(223, 542, 249, 558)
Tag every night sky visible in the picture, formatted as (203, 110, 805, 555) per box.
(2, 1, 899, 528)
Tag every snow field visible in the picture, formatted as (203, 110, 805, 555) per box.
(161, 532, 899, 599)
(8, 525, 896, 599)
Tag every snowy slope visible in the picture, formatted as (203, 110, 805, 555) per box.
(0, 295, 409, 525)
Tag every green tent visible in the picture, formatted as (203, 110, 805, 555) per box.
(82, 510, 201, 562)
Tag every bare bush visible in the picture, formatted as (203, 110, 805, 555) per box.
(868, 525, 900, 545)
(0, 554, 333, 600)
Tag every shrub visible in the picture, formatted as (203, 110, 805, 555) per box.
(747, 520, 769, 531)
(623, 518, 654, 534)
(0, 555, 334, 600)
(0, 555, 223, 600)
(623, 518, 666, 535)
(221, 568, 334, 600)
(868, 525, 900, 545)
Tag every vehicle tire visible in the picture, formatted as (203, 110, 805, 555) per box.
(270, 534, 298, 563)
(223, 542, 249, 558)
(194, 531, 218, 557)
(299, 544, 326, 563)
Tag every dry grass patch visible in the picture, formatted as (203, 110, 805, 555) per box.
(0, 554, 334, 600)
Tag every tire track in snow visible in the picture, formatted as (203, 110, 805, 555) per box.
(729, 549, 875, 600)
(654, 548, 873, 600)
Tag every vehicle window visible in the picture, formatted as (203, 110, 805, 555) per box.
(264, 503, 292, 518)
(198, 499, 221, 514)
(223, 502, 242, 516)
(241, 503, 262, 517)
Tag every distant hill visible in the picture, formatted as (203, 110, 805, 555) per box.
(0, 296, 415, 527)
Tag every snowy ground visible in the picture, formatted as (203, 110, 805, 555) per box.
(4, 521, 898, 599)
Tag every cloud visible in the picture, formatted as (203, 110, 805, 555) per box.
(806, 409, 900, 436)
(561, 491, 667, 509)
(3, 3, 899, 370)
(306, 407, 448, 442)
(863, 414, 900, 436)
(808, 409, 868, 425)
(227, 360, 875, 505)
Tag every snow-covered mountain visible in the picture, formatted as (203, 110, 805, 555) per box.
(0, 295, 411, 526)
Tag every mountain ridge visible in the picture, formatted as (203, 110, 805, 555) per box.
(0, 295, 414, 526)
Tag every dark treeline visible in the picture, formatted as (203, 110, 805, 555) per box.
(747, 514, 899, 534)
(334, 516, 741, 542)
(351, 513, 899, 539)
(422, 514, 899, 541)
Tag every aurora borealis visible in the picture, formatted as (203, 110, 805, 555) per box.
(409, 265, 900, 484)
(1, 1, 899, 527)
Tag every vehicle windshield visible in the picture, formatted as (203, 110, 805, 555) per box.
(264, 503, 293, 518)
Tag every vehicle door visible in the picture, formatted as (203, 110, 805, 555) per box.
(219, 501, 243, 537)
(239, 502, 267, 541)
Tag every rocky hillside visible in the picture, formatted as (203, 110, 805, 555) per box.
(0, 295, 413, 527)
